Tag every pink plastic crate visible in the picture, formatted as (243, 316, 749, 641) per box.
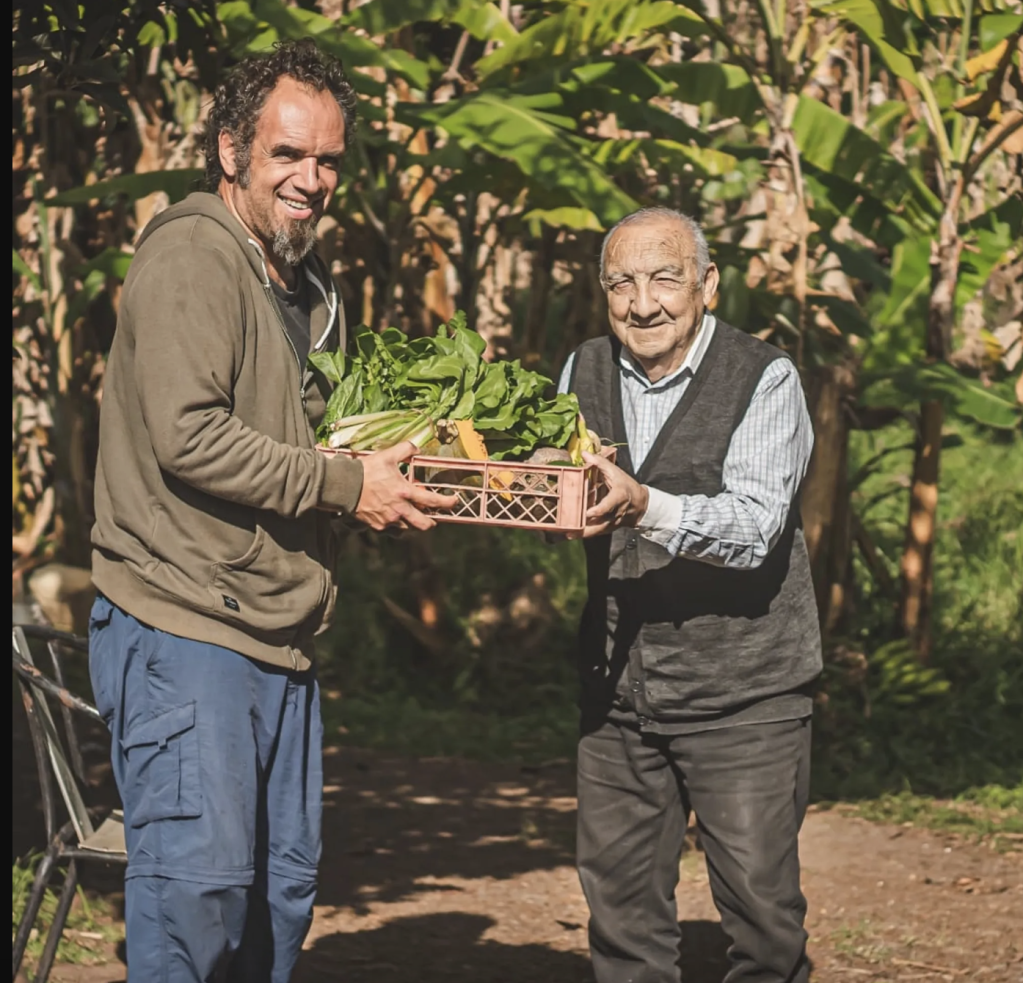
(317, 446, 607, 534)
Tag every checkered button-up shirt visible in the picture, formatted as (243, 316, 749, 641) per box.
(558, 315, 814, 569)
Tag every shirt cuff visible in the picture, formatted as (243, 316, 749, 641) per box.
(637, 486, 684, 550)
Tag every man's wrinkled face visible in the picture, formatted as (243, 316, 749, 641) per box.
(602, 218, 719, 378)
(220, 76, 346, 267)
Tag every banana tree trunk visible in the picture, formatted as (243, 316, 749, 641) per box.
(898, 398, 944, 660)
(801, 362, 856, 636)
(898, 200, 963, 660)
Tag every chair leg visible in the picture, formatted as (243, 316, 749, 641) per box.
(12, 846, 58, 980)
(31, 859, 78, 983)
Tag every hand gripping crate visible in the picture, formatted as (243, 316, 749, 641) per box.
(317, 446, 607, 535)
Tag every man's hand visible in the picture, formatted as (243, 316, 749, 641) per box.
(355, 441, 458, 531)
(580, 451, 649, 538)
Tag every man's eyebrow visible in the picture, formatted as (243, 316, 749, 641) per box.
(266, 143, 346, 158)
(605, 266, 687, 279)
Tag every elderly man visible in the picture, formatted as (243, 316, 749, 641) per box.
(88, 40, 452, 982)
(559, 207, 822, 983)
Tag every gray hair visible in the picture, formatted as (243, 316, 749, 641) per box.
(599, 207, 711, 284)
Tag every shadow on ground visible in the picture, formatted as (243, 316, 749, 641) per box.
(13, 668, 736, 982)
(295, 913, 731, 983)
(313, 747, 580, 911)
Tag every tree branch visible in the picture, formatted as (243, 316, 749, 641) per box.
(963, 111, 1023, 186)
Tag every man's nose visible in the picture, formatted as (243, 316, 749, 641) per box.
(631, 281, 661, 320)
(293, 156, 319, 193)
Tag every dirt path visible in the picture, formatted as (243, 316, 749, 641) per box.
(31, 747, 1023, 983)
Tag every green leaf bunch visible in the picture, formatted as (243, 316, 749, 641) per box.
(311, 311, 580, 460)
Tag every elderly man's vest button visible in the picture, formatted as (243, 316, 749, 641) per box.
(625, 533, 638, 550)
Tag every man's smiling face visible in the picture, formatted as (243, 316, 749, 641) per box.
(220, 75, 346, 271)
(602, 216, 719, 382)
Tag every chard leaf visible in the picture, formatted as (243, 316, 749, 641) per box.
(308, 350, 345, 385)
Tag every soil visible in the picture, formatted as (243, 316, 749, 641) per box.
(14, 738, 1022, 983)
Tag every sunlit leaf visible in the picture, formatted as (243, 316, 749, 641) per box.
(965, 38, 1009, 80)
(956, 197, 1023, 308)
(250, 0, 432, 89)
(75, 248, 133, 281)
(655, 62, 763, 119)
(522, 206, 603, 234)
(978, 12, 1023, 50)
(12, 250, 41, 292)
(405, 91, 638, 226)
(792, 96, 941, 231)
(860, 363, 1022, 429)
(48, 169, 204, 206)
(815, 0, 922, 86)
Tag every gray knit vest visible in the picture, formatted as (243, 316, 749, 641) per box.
(570, 322, 822, 733)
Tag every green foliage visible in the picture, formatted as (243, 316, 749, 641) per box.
(317, 313, 581, 458)
(12, 249, 40, 292)
(406, 90, 639, 227)
(860, 363, 1022, 430)
(813, 421, 1023, 800)
(791, 96, 941, 233)
(318, 522, 588, 762)
(48, 170, 204, 207)
(11, 857, 118, 968)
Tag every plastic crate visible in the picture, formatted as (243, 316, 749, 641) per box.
(317, 446, 607, 534)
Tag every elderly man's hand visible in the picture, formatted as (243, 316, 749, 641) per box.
(579, 451, 649, 538)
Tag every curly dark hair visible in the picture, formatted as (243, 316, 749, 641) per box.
(201, 38, 358, 191)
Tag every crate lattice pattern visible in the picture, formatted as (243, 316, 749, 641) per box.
(317, 447, 604, 533)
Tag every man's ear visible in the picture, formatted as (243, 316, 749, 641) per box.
(218, 130, 238, 181)
(702, 263, 721, 306)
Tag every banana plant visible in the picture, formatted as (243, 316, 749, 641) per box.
(820, 0, 1023, 658)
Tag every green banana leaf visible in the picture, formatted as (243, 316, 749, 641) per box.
(860, 362, 1022, 430)
(342, 0, 517, 43)
(654, 62, 764, 120)
(814, 0, 922, 85)
(792, 96, 942, 232)
(403, 91, 638, 227)
(49, 169, 204, 206)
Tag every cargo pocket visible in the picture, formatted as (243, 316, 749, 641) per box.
(122, 702, 202, 828)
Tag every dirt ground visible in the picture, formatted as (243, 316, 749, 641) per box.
(15, 742, 1022, 983)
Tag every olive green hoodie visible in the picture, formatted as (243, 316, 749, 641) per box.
(91, 192, 362, 670)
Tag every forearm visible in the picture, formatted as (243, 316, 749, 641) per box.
(150, 405, 363, 516)
(638, 359, 813, 569)
(639, 487, 785, 568)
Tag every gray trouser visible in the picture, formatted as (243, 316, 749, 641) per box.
(576, 717, 811, 983)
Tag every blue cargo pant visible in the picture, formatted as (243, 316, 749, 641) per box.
(88, 595, 322, 983)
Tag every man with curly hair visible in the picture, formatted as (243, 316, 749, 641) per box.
(88, 39, 453, 981)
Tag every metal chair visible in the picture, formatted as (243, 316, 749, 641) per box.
(11, 624, 127, 983)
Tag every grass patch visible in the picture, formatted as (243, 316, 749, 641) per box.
(830, 918, 890, 963)
(12, 855, 120, 968)
(816, 784, 1023, 850)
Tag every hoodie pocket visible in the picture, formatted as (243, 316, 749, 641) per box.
(209, 525, 326, 634)
(122, 702, 202, 827)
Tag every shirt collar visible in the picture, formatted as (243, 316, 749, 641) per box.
(619, 313, 717, 391)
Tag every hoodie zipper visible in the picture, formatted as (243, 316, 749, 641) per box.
(264, 284, 307, 403)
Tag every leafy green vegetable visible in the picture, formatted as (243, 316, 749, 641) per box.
(314, 310, 580, 460)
